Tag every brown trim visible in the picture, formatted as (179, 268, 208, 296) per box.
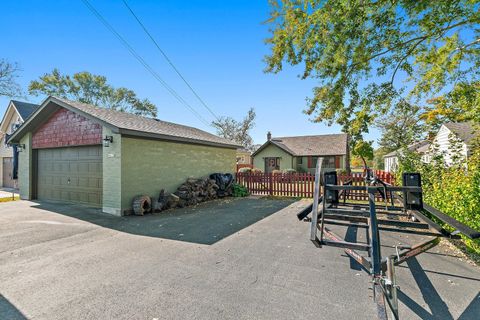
(120, 131, 239, 149)
(335, 156, 341, 169)
(32, 149, 38, 200)
(32, 142, 102, 150)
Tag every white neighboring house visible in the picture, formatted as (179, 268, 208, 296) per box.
(432, 122, 477, 166)
(384, 141, 431, 173)
(0, 100, 39, 188)
(383, 122, 477, 172)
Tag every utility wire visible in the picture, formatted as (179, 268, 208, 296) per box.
(122, 0, 220, 121)
(81, 0, 210, 126)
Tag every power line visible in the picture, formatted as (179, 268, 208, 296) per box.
(122, 0, 220, 121)
(81, 0, 211, 126)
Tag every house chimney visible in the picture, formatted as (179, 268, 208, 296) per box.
(267, 131, 272, 141)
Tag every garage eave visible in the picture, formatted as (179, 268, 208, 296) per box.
(119, 128, 240, 149)
(7, 96, 118, 145)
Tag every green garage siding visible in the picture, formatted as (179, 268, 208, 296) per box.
(37, 146, 103, 207)
(120, 137, 236, 212)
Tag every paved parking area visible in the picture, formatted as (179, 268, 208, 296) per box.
(0, 198, 479, 319)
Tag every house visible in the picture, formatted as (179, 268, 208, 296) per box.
(252, 132, 349, 173)
(383, 140, 431, 172)
(383, 122, 477, 172)
(7, 96, 239, 215)
(236, 148, 252, 165)
(0, 100, 39, 188)
(432, 122, 477, 165)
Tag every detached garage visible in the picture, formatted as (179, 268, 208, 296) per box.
(8, 96, 238, 216)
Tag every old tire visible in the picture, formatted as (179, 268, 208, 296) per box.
(132, 195, 152, 216)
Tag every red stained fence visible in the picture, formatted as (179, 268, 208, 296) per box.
(236, 170, 395, 200)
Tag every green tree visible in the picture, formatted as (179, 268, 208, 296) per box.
(422, 81, 480, 135)
(377, 100, 425, 153)
(352, 140, 374, 168)
(29, 69, 157, 117)
(373, 147, 389, 170)
(265, 0, 480, 139)
(212, 108, 256, 150)
(0, 59, 22, 97)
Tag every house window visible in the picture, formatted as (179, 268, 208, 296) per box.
(308, 156, 317, 168)
(323, 156, 335, 168)
(308, 156, 335, 168)
(297, 157, 303, 165)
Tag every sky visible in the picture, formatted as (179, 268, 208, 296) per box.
(0, 0, 380, 145)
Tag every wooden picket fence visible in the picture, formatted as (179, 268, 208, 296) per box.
(236, 170, 395, 201)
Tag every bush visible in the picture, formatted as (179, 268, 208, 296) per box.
(232, 183, 249, 197)
(283, 168, 296, 173)
(396, 148, 480, 254)
(238, 167, 252, 173)
(272, 169, 282, 175)
(251, 168, 263, 173)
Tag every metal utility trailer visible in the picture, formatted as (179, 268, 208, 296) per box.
(300, 159, 480, 320)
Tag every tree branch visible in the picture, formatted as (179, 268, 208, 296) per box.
(345, 18, 478, 78)
(390, 37, 426, 84)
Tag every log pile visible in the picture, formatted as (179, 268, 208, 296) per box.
(134, 175, 234, 215)
(152, 177, 233, 212)
(173, 177, 222, 208)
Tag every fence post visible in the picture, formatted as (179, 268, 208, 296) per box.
(269, 172, 273, 196)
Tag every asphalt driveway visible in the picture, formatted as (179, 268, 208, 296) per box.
(0, 198, 479, 319)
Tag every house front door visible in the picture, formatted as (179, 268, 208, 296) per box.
(264, 157, 279, 173)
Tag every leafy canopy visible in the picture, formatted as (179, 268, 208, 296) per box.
(422, 80, 480, 134)
(212, 108, 256, 150)
(265, 0, 480, 139)
(377, 100, 425, 153)
(29, 69, 157, 117)
(0, 59, 22, 98)
(352, 139, 374, 167)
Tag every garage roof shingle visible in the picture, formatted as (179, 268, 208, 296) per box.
(47, 97, 240, 148)
(7, 96, 240, 149)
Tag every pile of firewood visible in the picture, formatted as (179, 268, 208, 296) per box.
(174, 177, 222, 207)
(150, 177, 233, 212)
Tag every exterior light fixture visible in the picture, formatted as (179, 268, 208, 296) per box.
(17, 144, 26, 152)
(103, 135, 113, 147)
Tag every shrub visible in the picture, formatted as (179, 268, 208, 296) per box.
(396, 148, 480, 254)
(251, 168, 263, 173)
(232, 183, 249, 197)
(238, 167, 252, 173)
(283, 168, 296, 173)
(272, 169, 282, 175)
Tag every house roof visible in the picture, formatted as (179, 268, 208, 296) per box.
(252, 133, 348, 157)
(11, 100, 40, 120)
(384, 140, 431, 158)
(8, 96, 240, 149)
(0, 100, 40, 134)
(444, 122, 477, 144)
